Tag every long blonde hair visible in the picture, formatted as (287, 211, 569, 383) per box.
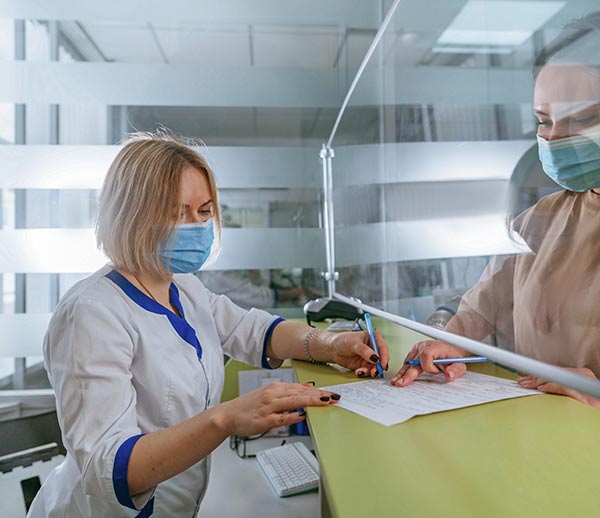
(96, 132, 221, 279)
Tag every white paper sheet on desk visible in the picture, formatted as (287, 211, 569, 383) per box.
(321, 371, 541, 426)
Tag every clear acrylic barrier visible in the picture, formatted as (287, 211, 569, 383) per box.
(326, 1, 600, 398)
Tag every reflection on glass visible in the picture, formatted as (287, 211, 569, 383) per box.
(331, 1, 593, 323)
(196, 267, 324, 311)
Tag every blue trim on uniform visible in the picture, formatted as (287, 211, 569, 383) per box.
(169, 283, 186, 318)
(136, 497, 154, 517)
(113, 434, 144, 510)
(261, 317, 285, 369)
(106, 270, 203, 360)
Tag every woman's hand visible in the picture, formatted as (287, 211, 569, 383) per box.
(518, 368, 600, 409)
(327, 331, 390, 378)
(390, 340, 468, 387)
(216, 382, 340, 437)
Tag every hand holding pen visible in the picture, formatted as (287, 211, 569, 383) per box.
(323, 318, 389, 379)
(363, 313, 385, 378)
(391, 339, 475, 387)
(339, 313, 389, 379)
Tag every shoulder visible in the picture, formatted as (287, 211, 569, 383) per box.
(50, 266, 133, 327)
(44, 268, 141, 374)
(173, 272, 210, 298)
(512, 190, 574, 238)
(170, 273, 216, 315)
(532, 190, 575, 213)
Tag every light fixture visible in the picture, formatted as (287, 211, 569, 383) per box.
(435, 0, 565, 53)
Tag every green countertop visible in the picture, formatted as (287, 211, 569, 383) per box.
(292, 320, 600, 517)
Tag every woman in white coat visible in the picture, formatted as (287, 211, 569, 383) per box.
(28, 134, 389, 517)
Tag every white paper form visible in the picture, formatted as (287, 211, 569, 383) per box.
(322, 371, 541, 426)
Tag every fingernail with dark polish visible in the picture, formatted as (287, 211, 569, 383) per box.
(357, 371, 365, 377)
(299, 411, 306, 416)
(331, 393, 341, 401)
(385, 363, 389, 371)
(306, 381, 316, 386)
(320, 396, 330, 402)
(370, 354, 380, 363)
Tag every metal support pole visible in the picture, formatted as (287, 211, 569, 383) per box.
(319, 144, 338, 298)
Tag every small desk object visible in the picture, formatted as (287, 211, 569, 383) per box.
(292, 319, 600, 517)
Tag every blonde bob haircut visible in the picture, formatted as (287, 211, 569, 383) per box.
(96, 132, 221, 279)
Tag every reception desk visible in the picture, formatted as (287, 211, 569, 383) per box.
(292, 320, 600, 517)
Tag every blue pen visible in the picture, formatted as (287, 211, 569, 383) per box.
(404, 356, 488, 366)
(363, 313, 385, 379)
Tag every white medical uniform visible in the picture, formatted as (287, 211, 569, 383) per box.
(28, 264, 283, 518)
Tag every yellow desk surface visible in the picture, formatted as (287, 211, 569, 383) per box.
(292, 319, 600, 518)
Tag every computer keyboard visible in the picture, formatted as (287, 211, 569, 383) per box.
(256, 442, 319, 497)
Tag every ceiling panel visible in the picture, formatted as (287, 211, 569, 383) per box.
(82, 21, 162, 63)
(0, 0, 383, 29)
(336, 30, 375, 71)
(154, 25, 250, 66)
(252, 26, 340, 68)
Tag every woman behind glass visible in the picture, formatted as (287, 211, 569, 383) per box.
(392, 12, 600, 408)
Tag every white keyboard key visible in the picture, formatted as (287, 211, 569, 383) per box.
(256, 442, 319, 497)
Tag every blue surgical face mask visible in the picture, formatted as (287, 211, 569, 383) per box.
(537, 130, 600, 192)
(157, 220, 214, 274)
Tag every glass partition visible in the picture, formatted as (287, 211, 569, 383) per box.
(327, 0, 600, 397)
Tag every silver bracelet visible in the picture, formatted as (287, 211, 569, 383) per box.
(304, 328, 326, 365)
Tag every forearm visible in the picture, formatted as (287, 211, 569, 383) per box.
(267, 321, 334, 363)
(127, 405, 230, 495)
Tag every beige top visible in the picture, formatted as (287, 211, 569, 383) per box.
(458, 189, 600, 376)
